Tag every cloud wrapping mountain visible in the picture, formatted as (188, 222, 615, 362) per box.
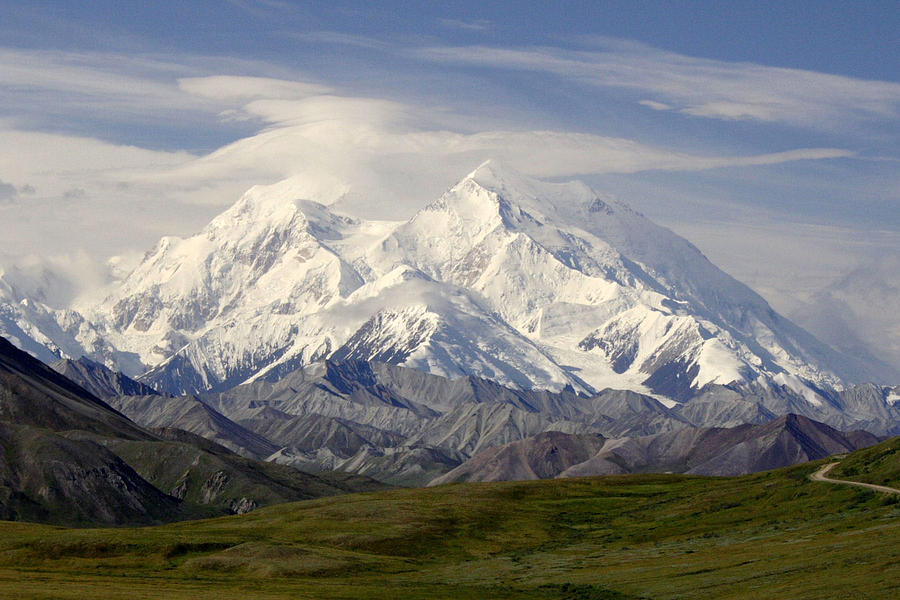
(2, 162, 887, 409)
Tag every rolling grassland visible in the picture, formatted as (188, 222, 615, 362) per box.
(0, 448, 898, 600)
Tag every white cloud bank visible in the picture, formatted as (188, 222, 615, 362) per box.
(150, 75, 855, 219)
(1, 66, 855, 229)
(0, 54, 882, 317)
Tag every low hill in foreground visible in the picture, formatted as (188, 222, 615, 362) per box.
(0, 446, 898, 600)
(830, 436, 900, 489)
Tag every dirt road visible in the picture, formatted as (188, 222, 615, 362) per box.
(810, 462, 900, 495)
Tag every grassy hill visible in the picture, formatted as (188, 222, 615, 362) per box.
(829, 436, 900, 489)
(0, 451, 898, 600)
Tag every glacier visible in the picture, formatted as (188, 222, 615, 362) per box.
(0, 161, 886, 404)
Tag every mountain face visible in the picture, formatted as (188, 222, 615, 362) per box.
(104, 428, 387, 515)
(105, 394, 280, 459)
(0, 336, 152, 441)
(428, 431, 608, 485)
(431, 414, 880, 484)
(29, 349, 888, 488)
(0, 336, 179, 524)
(187, 359, 684, 485)
(0, 270, 143, 376)
(0, 336, 389, 525)
(561, 413, 881, 478)
(112, 357, 882, 486)
(51, 356, 160, 400)
(1, 162, 890, 406)
(0, 422, 181, 525)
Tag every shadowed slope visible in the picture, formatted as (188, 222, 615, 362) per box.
(0, 336, 152, 441)
(51, 356, 160, 400)
(106, 394, 280, 459)
(0, 423, 181, 525)
(0, 336, 390, 525)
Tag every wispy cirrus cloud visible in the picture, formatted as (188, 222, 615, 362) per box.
(0, 48, 302, 135)
(168, 75, 855, 187)
(439, 18, 490, 32)
(638, 99, 672, 111)
(178, 75, 331, 102)
(0, 63, 859, 200)
(284, 30, 391, 50)
(127, 77, 853, 224)
(418, 39, 900, 130)
(0, 47, 870, 284)
(0, 49, 204, 114)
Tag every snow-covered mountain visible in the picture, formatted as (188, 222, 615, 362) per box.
(1, 161, 888, 402)
(0, 268, 133, 372)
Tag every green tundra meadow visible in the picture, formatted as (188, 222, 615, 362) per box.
(1, 442, 898, 600)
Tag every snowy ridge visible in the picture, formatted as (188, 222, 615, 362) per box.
(0, 271, 138, 373)
(1, 161, 877, 403)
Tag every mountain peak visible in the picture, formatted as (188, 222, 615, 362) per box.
(244, 174, 350, 211)
(7, 161, 871, 402)
(208, 179, 308, 234)
(460, 159, 548, 212)
(459, 160, 610, 225)
(465, 159, 524, 188)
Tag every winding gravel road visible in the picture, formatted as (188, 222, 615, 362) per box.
(810, 462, 900, 495)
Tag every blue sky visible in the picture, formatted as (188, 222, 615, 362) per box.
(5, 2, 898, 79)
(0, 0, 898, 341)
(4, 1, 899, 147)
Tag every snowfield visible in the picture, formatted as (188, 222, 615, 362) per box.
(0, 161, 876, 403)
